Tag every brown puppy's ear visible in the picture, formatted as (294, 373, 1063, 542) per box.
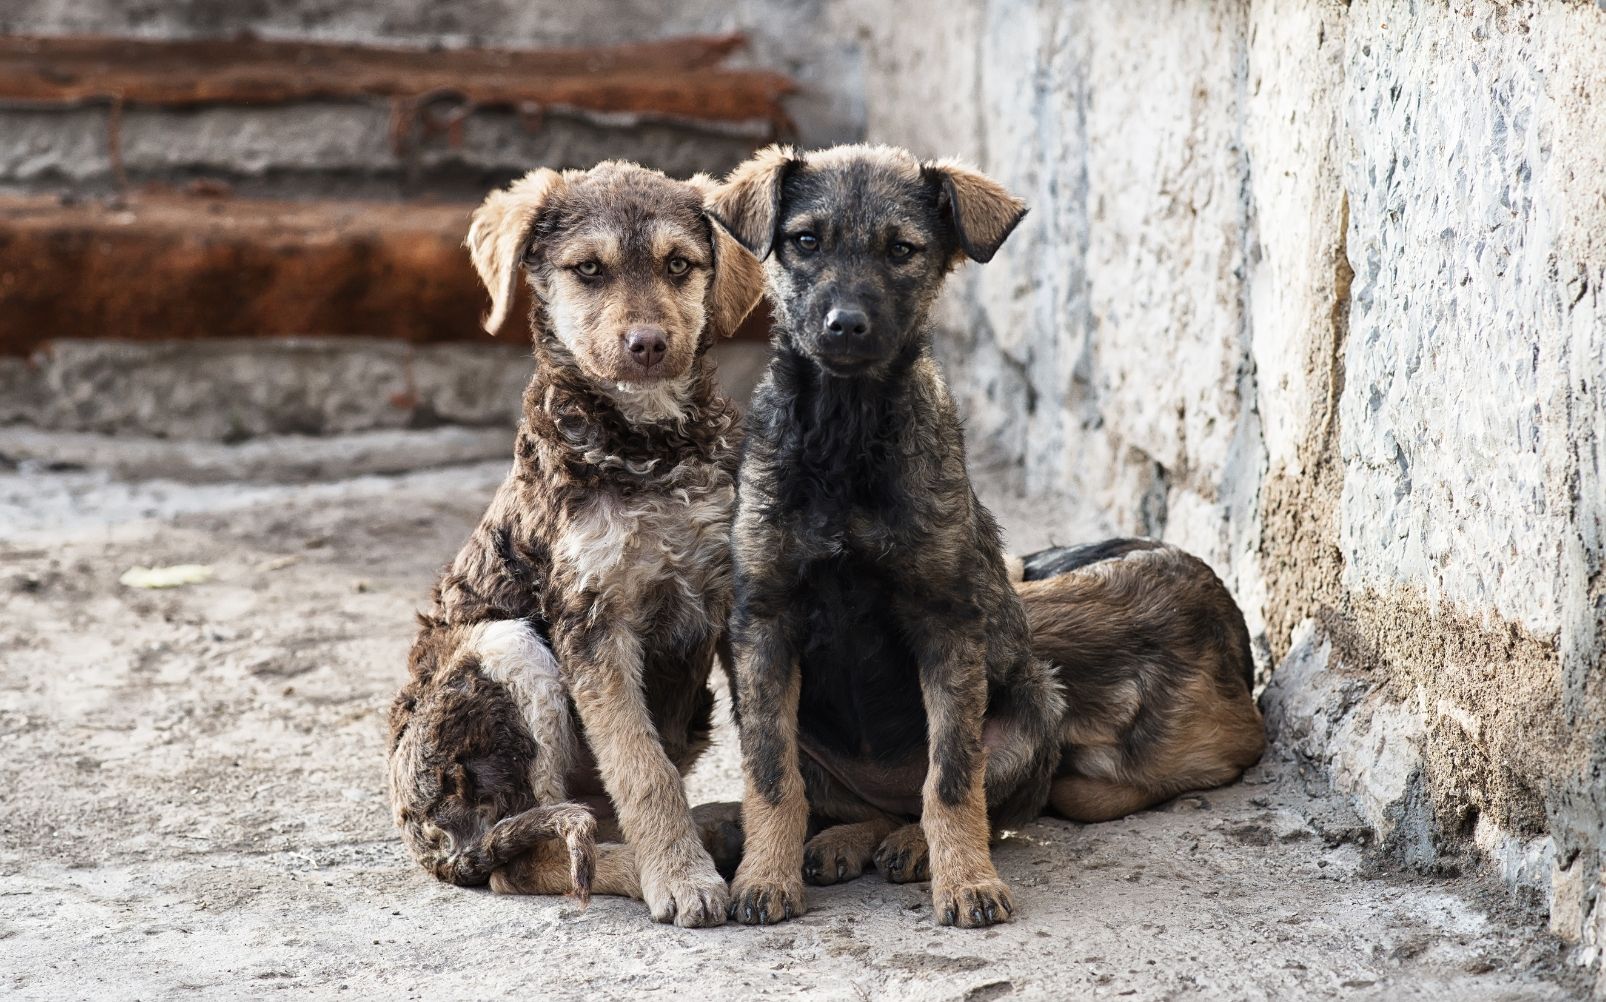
(925, 159, 1028, 264)
(465, 167, 566, 335)
(690, 172, 767, 337)
(707, 221, 767, 337)
(706, 144, 797, 260)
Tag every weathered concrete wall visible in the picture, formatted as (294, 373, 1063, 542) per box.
(837, 0, 1606, 980)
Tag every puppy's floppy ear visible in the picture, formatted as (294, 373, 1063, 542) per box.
(925, 159, 1028, 264)
(706, 144, 797, 261)
(465, 168, 566, 335)
(690, 173, 767, 338)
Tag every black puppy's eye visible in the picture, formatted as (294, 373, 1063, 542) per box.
(666, 256, 690, 276)
(793, 233, 819, 253)
(888, 241, 917, 260)
(574, 261, 602, 278)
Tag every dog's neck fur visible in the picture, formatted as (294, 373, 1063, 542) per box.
(517, 330, 738, 492)
(756, 326, 943, 519)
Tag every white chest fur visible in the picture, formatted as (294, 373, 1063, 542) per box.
(557, 464, 735, 635)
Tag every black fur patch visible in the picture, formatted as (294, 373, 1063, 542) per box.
(1020, 539, 1163, 580)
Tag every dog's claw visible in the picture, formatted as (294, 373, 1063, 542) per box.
(933, 878, 1015, 929)
(730, 875, 805, 925)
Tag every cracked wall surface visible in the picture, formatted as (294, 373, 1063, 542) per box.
(836, 0, 1606, 981)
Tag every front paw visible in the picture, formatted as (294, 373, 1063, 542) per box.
(803, 831, 867, 886)
(874, 824, 931, 884)
(729, 871, 806, 925)
(640, 849, 729, 928)
(933, 878, 1014, 928)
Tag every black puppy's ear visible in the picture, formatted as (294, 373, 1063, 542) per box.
(706, 144, 798, 261)
(688, 172, 767, 338)
(925, 159, 1028, 264)
(465, 168, 567, 335)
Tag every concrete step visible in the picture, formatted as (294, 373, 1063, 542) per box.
(0, 33, 794, 198)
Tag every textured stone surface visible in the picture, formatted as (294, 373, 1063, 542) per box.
(1, 340, 772, 440)
(3, 339, 531, 439)
(0, 104, 766, 200)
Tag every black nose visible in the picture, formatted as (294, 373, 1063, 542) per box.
(625, 326, 667, 368)
(823, 308, 870, 339)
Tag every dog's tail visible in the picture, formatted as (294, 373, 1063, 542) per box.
(1003, 552, 1027, 583)
(418, 801, 597, 904)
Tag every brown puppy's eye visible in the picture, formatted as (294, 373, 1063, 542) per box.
(793, 233, 819, 253)
(574, 261, 602, 278)
(888, 241, 917, 260)
(667, 256, 690, 276)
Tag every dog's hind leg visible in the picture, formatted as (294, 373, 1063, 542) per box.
(492, 839, 640, 899)
(469, 619, 577, 805)
(691, 801, 745, 878)
(1046, 775, 1160, 824)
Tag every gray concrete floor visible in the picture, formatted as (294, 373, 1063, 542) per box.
(0, 428, 1586, 1001)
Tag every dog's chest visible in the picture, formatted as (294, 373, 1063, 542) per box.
(556, 466, 735, 631)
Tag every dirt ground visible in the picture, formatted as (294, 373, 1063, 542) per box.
(0, 430, 1586, 1001)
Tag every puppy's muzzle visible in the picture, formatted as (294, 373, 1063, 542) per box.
(624, 325, 668, 373)
(815, 306, 881, 367)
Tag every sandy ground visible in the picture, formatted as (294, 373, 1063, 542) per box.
(0, 430, 1586, 1002)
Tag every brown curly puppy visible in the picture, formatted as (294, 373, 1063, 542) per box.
(386, 161, 763, 927)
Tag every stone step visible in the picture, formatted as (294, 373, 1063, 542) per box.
(0, 192, 774, 352)
(0, 33, 794, 198)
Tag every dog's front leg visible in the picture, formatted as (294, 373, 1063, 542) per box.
(557, 626, 728, 927)
(918, 630, 1015, 928)
(728, 617, 810, 924)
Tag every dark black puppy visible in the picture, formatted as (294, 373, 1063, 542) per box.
(708, 144, 1267, 930)
(709, 144, 1063, 929)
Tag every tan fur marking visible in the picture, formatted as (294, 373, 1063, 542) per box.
(467, 620, 576, 805)
(874, 822, 931, 884)
(910, 634, 1015, 928)
(550, 230, 623, 271)
(1047, 776, 1160, 824)
(730, 660, 809, 922)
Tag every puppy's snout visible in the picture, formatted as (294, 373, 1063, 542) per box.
(624, 326, 668, 370)
(823, 308, 870, 340)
